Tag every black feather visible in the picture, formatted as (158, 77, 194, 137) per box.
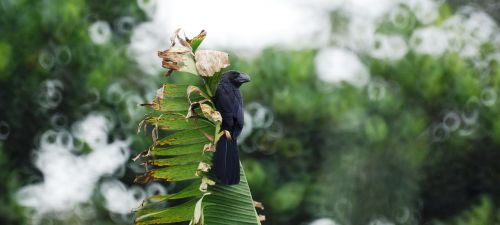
(212, 71, 249, 185)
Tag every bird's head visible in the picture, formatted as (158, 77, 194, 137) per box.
(222, 70, 251, 87)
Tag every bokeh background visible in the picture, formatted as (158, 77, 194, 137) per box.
(2, 0, 500, 225)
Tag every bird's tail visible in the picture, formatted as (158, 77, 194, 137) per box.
(213, 135, 240, 185)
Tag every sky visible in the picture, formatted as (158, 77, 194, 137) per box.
(128, 0, 400, 77)
(129, 0, 496, 86)
(129, 0, 499, 85)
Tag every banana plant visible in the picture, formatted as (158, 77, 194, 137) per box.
(133, 29, 264, 225)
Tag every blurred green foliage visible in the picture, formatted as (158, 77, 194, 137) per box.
(0, 0, 149, 224)
(231, 13, 500, 225)
(0, 143, 26, 224)
(1, 0, 500, 225)
(433, 197, 500, 225)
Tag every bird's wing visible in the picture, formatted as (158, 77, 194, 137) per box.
(214, 84, 236, 128)
(234, 97, 244, 137)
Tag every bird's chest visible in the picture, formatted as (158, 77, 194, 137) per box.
(231, 89, 242, 105)
(221, 86, 242, 111)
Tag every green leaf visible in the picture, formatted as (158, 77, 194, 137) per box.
(142, 181, 203, 203)
(155, 97, 190, 112)
(142, 84, 191, 112)
(136, 199, 197, 225)
(162, 84, 190, 98)
(189, 30, 207, 52)
(203, 163, 262, 225)
(158, 44, 198, 76)
(157, 126, 214, 146)
(149, 153, 204, 166)
(203, 71, 222, 97)
(153, 142, 208, 156)
(135, 73, 260, 225)
(150, 163, 199, 181)
(192, 193, 211, 224)
(145, 113, 213, 131)
(146, 85, 208, 113)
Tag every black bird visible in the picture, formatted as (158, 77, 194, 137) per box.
(212, 71, 250, 185)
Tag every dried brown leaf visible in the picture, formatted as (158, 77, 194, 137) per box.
(253, 201, 265, 210)
(195, 50, 230, 77)
(134, 171, 154, 183)
(186, 85, 209, 103)
(195, 162, 211, 176)
(200, 103, 222, 123)
(185, 99, 211, 119)
(222, 130, 231, 140)
(158, 29, 198, 75)
(203, 143, 215, 153)
(137, 119, 146, 134)
(155, 86, 164, 101)
(199, 177, 215, 192)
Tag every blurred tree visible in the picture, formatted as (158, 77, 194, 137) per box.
(0, 0, 148, 223)
(230, 4, 500, 225)
(1, 0, 500, 225)
(448, 0, 500, 23)
(0, 143, 26, 225)
(433, 197, 500, 225)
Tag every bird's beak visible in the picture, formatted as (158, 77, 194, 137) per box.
(236, 73, 251, 84)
